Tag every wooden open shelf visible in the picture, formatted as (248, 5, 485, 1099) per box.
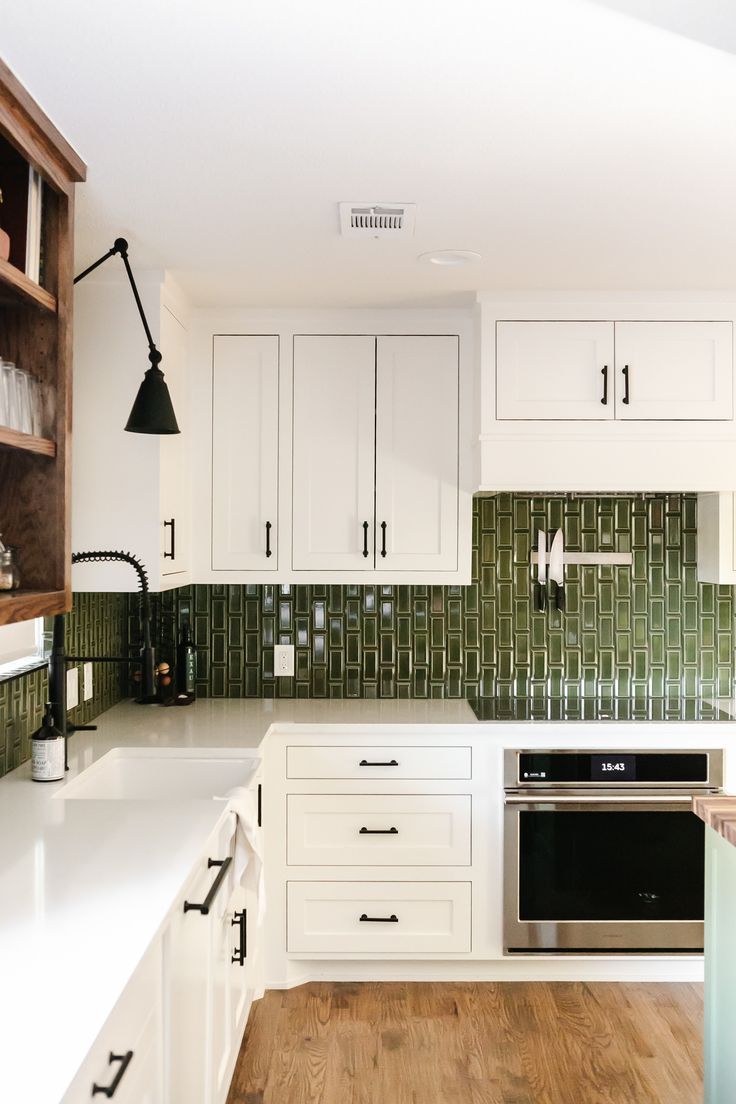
(0, 588, 69, 624)
(0, 425, 55, 457)
(0, 256, 57, 313)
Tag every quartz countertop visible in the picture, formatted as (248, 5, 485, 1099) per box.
(693, 795, 736, 847)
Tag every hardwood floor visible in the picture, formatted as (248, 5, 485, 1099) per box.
(227, 982, 703, 1104)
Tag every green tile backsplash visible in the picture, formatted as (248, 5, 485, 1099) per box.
(156, 494, 736, 703)
(0, 592, 127, 780)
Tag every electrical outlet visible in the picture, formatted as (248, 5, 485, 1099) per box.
(66, 667, 79, 711)
(83, 662, 93, 701)
(274, 644, 295, 677)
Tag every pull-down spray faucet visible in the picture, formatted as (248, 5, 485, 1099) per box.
(49, 551, 158, 769)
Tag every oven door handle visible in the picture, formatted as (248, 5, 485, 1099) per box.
(504, 795, 696, 805)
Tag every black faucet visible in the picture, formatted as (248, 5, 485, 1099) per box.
(49, 550, 158, 769)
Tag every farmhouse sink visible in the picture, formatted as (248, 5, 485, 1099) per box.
(56, 748, 259, 801)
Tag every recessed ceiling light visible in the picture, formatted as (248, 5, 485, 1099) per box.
(418, 250, 481, 266)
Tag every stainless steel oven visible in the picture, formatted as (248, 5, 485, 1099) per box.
(503, 748, 723, 953)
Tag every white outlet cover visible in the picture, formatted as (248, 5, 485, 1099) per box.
(66, 667, 79, 711)
(83, 662, 93, 702)
(274, 644, 295, 677)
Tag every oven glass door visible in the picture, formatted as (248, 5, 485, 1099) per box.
(518, 804, 704, 922)
(504, 797, 706, 952)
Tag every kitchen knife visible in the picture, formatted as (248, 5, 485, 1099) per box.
(549, 528, 565, 612)
(535, 530, 547, 611)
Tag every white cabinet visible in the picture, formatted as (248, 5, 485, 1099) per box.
(614, 322, 733, 420)
(211, 336, 280, 570)
(697, 492, 736, 583)
(72, 275, 190, 592)
(292, 335, 459, 573)
(164, 814, 250, 1104)
(292, 335, 376, 570)
(496, 321, 615, 420)
(375, 336, 459, 570)
(61, 943, 162, 1103)
(496, 319, 732, 423)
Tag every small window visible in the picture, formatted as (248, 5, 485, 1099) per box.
(0, 617, 45, 679)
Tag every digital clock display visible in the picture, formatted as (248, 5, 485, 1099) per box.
(590, 754, 636, 782)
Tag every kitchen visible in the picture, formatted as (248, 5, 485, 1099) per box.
(3, 2, 736, 1102)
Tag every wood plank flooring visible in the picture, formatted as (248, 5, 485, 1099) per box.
(227, 982, 702, 1104)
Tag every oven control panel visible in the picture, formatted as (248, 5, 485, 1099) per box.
(514, 750, 712, 786)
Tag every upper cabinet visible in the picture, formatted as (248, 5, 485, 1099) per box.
(482, 302, 736, 492)
(0, 62, 85, 623)
(291, 335, 459, 574)
(211, 335, 279, 571)
(72, 277, 190, 592)
(497, 321, 733, 422)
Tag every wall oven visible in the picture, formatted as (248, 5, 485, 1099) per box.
(504, 748, 723, 953)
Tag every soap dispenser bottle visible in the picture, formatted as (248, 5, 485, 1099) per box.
(31, 702, 65, 782)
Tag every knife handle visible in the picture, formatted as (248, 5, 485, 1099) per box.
(535, 582, 547, 612)
(555, 585, 565, 613)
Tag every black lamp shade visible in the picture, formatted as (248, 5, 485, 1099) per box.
(125, 360, 180, 435)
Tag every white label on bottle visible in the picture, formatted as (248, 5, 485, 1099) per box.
(31, 737, 64, 781)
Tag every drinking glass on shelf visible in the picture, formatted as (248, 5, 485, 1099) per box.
(0, 360, 10, 428)
(13, 367, 33, 434)
(1, 360, 18, 430)
(28, 376, 43, 436)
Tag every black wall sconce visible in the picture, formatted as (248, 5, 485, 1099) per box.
(74, 237, 180, 434)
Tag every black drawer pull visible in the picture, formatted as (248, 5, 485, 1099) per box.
(163, 517, 176, 559)
(359, 826, 398, 835)
(360, 913, 398, 923)
(183, 856, 232, 914)
(380, 521, 387, 558)
(92, 1051, 134, 1097)
(359, 759, 398, 767)
(231, 908, 247, 965)
(265, 521, 272, 558)
(622, 364, 630, 405)
(600, 365, 608, 405)
(362, 520, 369, 558)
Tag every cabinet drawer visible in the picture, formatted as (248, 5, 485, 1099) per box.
(61, 943, 160, 1103)
(287, 881, 472, 954)
(287, 745, 471, 779)
(287, 794, 471, 865)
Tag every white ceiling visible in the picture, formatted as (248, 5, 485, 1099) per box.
(4, 0, 736, 307)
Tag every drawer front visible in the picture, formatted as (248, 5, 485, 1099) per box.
(61, 944, 160, 1103)
(287, 745, 471, 779)
(287, 794, 471, 866)
(287, 881, 472, 953)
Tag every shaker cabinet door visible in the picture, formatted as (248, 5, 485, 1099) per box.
(496, 321, 615, 420)
(292, 335, 376, 570)
(375, 336, 459, 570)
(160, 305, 190, 578)
(614, 321, 733, 420)
(211, 335, 280, 570)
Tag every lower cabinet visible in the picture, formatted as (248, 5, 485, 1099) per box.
(63, 811, 258, 1104)
(61, 944, 162, 1103)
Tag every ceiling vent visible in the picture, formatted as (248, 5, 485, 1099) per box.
(339, 202, 416, 238)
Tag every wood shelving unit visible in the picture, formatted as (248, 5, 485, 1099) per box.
(0, 60, 86, 625)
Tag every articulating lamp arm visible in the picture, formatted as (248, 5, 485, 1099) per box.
(73, 238, 159, 362)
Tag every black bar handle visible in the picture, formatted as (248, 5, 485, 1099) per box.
(359, 913, 398, 923)
(359, 826, 398, 835)
(265, 521, 272, 558)
(380, 521, 387, 558)
(600, 365, 608, 405)
(92, 1051, 134, 1097)
(362, 520, 369, 558)
(257, 782, 262, 828)
(183, 856, 232, 914)
(359, 759, 399, 767)
(231, 909, 247, 965)
(163, 517, 176, 559)
(622, 364, 630, 405)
